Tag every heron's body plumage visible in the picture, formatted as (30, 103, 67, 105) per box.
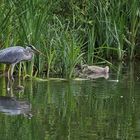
(0, 45, 38, 81)
(0, 46, 33, 64)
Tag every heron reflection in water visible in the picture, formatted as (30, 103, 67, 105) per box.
(0, 45, 41, 81)
(0, 96, 32, 118)
(1, 79, 32, 118)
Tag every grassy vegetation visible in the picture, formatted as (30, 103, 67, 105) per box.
(0, 0, 139, 78)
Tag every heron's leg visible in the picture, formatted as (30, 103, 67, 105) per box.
(10, 63, 16, 81)
(8, 66, 11, 81)
(7, 79, 14, 96)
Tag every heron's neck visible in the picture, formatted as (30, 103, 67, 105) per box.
(24, 48, 34, 60)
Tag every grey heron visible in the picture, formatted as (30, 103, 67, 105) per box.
(0, 45, 40, 80)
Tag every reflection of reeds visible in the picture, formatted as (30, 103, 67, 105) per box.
(0, 64, 138, 139)
(0, 0, 139, 78)
(29, 78, 137, 139)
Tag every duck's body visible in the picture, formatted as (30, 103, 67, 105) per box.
(82, 65, 109, 74)
(75, 64, 109, 79)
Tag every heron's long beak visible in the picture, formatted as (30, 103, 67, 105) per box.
(33, 48, 46, 57)
(33, 47, 41, 54)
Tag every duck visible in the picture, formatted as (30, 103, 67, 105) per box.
(82, 64, 109, 75)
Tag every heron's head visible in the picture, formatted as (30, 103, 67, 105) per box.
(26, 45, 40, 54)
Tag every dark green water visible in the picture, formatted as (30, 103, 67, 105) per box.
(0, 63, 140, 140)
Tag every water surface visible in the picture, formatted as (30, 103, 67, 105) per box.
(0, 63, 140, 140)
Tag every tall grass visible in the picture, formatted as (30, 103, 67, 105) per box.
(45, 16, 84, 78)
(0, 0, 139, 78)
(0, 2, 14, 71)
(88, 0, 139, 60)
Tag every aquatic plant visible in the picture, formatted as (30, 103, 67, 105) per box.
(0, 0, 139, 78)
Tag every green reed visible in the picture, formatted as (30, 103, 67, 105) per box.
(128, 0, 140, 60)
(0, 0, 139, 78)
(48, 16, 84, 78)
(88, 0, 139, 60)
(87, 26, 96, 64)
(0, 2, 12, 71)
